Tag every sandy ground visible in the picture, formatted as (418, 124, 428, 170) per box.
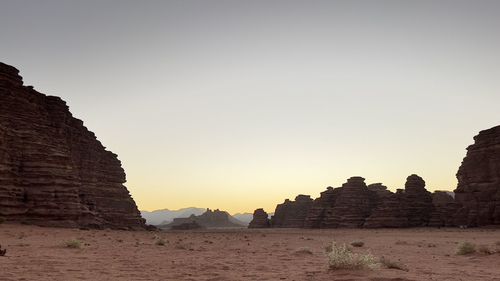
(1, 224, 499, 281)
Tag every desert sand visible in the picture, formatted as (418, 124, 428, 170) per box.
(1, 224, 499, 281)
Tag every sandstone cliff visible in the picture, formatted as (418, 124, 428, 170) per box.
(252, 174, 442, 229)
(454, 125, 500, 226)
(0, 62, 145, 229)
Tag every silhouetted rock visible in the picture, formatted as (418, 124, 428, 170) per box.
(320, 177, 375, 228)
(162, 209, 244, 229)
(248, 208, 270, 228)
(364, 175, 434, 228)
(403, 174, 434, 226)
(428, 191, 460, 227)
(274, 174, 443, 228)
(0, 62, 145, 229)
(271, 195, 313, 228)
(454, 125, 500, 226)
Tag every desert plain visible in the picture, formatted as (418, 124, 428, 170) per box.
(1, 224, 499, 281)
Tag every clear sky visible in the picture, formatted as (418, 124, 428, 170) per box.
(1, 0, 499, 214)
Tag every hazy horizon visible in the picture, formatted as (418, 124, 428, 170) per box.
(2, 0, 500, 214)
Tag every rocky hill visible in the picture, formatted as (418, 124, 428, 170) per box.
(160, 209, 245, 229)
(0, 62, 145, 229)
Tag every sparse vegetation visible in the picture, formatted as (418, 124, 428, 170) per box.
(380, 256, 409, 271)
(456, 242, 476, 255)
(64, 239, 82, 249)
(350, 241, 364, 247)
(395, 240, 408, 245)
(155, 238, 167, 246)
(326, 242, 378, 270)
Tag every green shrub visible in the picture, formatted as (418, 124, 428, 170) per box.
(456, 242, 475, 255)
(65, 239, 82, 249)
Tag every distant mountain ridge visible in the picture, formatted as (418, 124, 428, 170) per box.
(141, 207, 206, 225)
(141, 207, 271, 226)
(160, 209, 246, 229)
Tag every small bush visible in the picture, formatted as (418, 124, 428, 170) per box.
(155, 238, 167, 246)
(0, 217, 5, 224)
(456, 242, 475, 255)
(351, 241, 365, 247)
(395, 240, 408, 245)
(380, 256, 409, 271)
(495, 241, 500, 246)
(65, 239, 82, 249)
(326, 242, 378, 270)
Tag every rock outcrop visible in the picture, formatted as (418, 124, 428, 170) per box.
(0, 62, 145, 229)
(161, 209, 245, 229)
(271, 195, 313, 228)
(256, 174, 443, 229)
(454, 125, 500, 226)
(428, 191, 460, 227)
(248, 208, 270, 228)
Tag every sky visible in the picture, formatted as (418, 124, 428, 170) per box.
(1, 0, 499, 214)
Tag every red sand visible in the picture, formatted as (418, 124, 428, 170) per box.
(1, 224, 499, 281)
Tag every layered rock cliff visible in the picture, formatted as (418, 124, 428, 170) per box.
(250, 125, 500, 229)
(271, 195, 313, 228)
(0, 62, 145, 229)
(252, 174, 442, 228)
(454, 125, 500, 226)
(248, 208, 270, 228)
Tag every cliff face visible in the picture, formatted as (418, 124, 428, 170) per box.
(248, 208, 270, 228)
(271, 195, 313, 228)
(0, 62, 145, 229)
(455, 125, 500, 226)
(252, 174, 440, 229)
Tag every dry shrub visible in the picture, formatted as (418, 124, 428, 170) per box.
(456, 242, 476, 255)
(155, 238, 167, 246)
(65, 239, 82, 249)
(326, 242, 378, 270)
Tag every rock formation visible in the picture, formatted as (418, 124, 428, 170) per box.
(161, 209, 245, 229)
(0, 62, 145, 229)
(271, 195, 313, 228)
(248, 208, 270, 228)
(254, 174, 443, 229)
(249, 125, 500, 229)
(428, 191, 460, 227)
(454, 125, 500, 226)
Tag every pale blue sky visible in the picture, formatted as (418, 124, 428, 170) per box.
(1, 0, 499, 213)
